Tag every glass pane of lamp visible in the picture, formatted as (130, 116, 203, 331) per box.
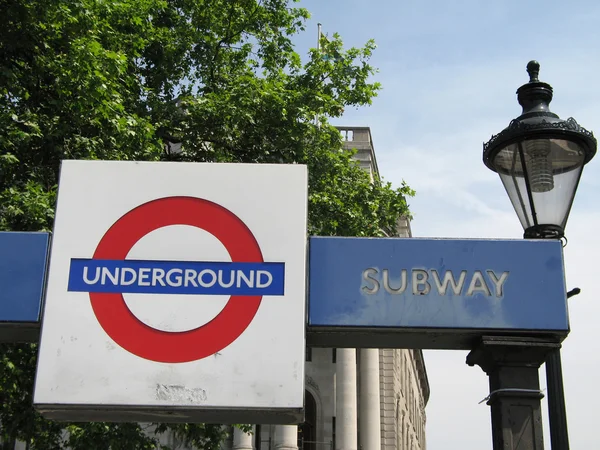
(493, 138, 585, 231)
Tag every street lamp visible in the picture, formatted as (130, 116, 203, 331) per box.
(483, 60, 596, 240)
(483, 61, 597, 450)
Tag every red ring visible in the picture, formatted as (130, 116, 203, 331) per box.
(89, 197, 263, 363)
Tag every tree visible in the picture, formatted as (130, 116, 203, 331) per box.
(0, 0, 414, 448)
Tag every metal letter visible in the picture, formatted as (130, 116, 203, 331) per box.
(83, 266, 100, 285)
(431, 270, 467, 295)
(166, 268, 183, 287)
(361, 268, 380, 294)
(218, 269, 235, 288)
(487, 270, 509, 297)
(383, 269, 407, 294)
(184, 269, 199, 287)
(101, 267, 119, 286)
(256, 270, 273, 288)
(138, 268, 151, 286)
(198, 269, 217, 288)
(412, 270, 431, 295)
(236, 270, 254, 288)
(466, 271, 491, 296)
(120, 268, 137, 286)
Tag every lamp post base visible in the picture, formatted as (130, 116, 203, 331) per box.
(467, 336, 560, 450)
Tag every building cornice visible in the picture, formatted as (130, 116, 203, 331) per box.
(336, 126, 380, 178)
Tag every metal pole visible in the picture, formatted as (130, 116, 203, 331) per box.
(317, 23, 322, 51)
(545, 287, 578, 449)
(314, 22, 322, 129)
(467, 336, 558, 450)
(255, 424, 261, 449)
(546, 349, 569, 450)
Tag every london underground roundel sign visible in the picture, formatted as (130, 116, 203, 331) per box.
(34, 160, 306, 423)
(74, 196, 273, 363)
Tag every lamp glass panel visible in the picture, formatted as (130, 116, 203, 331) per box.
(494, 138, 585, 230)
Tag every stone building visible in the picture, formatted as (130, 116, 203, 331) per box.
(225, 127, 429, 450)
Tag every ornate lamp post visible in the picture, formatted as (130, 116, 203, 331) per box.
(483, 60, 596, 240)
(481, 60, 597, 450)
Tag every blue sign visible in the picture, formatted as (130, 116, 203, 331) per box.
(68, 259, 285, 296)
(0, 232, 50, 332)
(308, 237, 568, 350)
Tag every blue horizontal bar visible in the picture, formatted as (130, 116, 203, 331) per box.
(68, 259, 285, 296)
(308, 237, 568, 332)
(0, 232, 50, 323)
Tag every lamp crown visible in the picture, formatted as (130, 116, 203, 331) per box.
(517, 60, 555, 118)
(526, 60, 540, 83)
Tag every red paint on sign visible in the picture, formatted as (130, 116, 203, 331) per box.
(89, 197, 263, 363)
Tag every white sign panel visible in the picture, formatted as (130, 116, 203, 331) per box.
(34, 160, 307, 424)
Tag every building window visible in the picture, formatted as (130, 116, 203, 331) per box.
(332, 416, 336, 449)
(340, 129, 354, 141)
(332, 348, 336, 364)
(298, 391, 317, 450)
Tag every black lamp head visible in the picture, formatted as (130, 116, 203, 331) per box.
(483, 61, 596, 240)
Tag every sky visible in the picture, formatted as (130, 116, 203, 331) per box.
(295, 0, 600, 448)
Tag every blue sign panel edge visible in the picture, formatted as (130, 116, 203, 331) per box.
(0, 232, 51, 342)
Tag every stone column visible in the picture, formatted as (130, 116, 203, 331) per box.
(359, 348, 381, 449)
(233, 427, 254, 450)
(273, 425, 297, 450)
(467, 336, 559, 450)
(336, 348, 358, 450)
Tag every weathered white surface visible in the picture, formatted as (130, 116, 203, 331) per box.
(34, 160, 307, 423)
